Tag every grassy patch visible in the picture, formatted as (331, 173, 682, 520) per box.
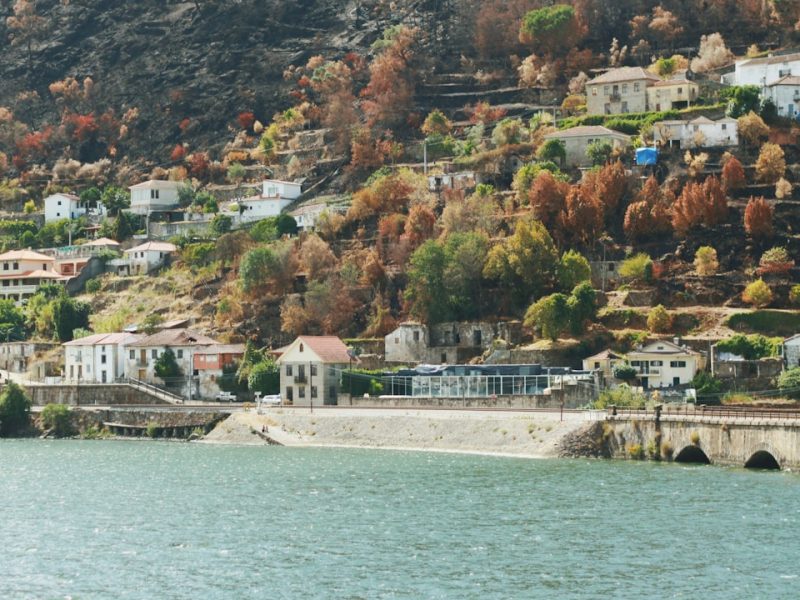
(726, 310, 800, 336)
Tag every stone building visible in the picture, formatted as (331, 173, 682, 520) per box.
(276, 336, 355, 406)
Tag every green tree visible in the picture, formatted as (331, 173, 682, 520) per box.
(557, 250, 591, 292)
(227, 162, 246, 184)
(519, 4, 579, 54)
(443, 232, 489, 320)
(154, 349, 182, 382)
(0, 299, 26, 342)
(210, 213, 232, 236)
(276, 214, 298, 236)
(40, 403, 72, 437)
(52, 296, 90, 342)
(777, 367, 800, 398)
(483, 219, 558, 307)
(100, 186, 131, 216)
(247, 360, 280, 395)
(79, 187, 102, 206)
(619, 253, 653, 283)
(240, 246, 278, 294)
(721, 85, 761, 118)
(0, 381, 31, 436)
(524, 293, 570, 341)
(537, 139, 566, 166)
(567, 282, 597, 334)
(250, 217, 279, 243)
(405, 240, 448, 324)
(586, 141, 613, 166)
(742, 279, 773, 308)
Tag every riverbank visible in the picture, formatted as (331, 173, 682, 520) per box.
(201, 408, 594, 458)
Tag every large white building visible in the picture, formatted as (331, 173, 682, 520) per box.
(728, 52, 800, 88)
(128, 180, 181, 214)
(63, 332, 143, 383)
(0, 249, 67, 303)
(44, 193, 106, 223)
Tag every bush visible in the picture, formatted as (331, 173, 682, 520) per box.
(40, 403, 72, 437)
(146, 422, 159, 438)
(716, 334, 781, 359)
(742, 279, 773, 308)
(790, 284, 800, 306)
(613, 364, 638, 381)
(85, 278, 101, 294)
(647, 305, 672, 333)
(247, 360, 280, 395)
(691, 371, 722, 400)
(626, 443, 645, 460)
(727, 310, 800, 336)
(0, 382, 31, 436)
(758, 247, 794, 275)
(777, 367, 800, 399)
(694, 246, 719, 276)
(594, 385, 646, 409)
(619, 253, 652, 282)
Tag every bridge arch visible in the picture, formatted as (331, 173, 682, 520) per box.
(674, 445, 711, 465)
(744, 450, 781, 470)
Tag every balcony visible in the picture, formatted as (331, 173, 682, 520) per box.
(294, 374, 307, 384)
(609, 93, 622, 102)
(635, 368, 661, 377)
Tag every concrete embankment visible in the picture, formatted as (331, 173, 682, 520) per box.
(202, 408, 594, 458)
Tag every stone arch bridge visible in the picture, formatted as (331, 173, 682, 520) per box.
(604, 406, 800, 470)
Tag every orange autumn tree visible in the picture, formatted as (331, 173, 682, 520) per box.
(623, 176, 673, 241)
(721, 155, 746, 194)
(671, 176, 728, 235)
(744, 196, 774, 240)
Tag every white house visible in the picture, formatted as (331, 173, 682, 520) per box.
(238, 179, 303, 222)
(276, 336, 355, 407)
(128, 180, 181, 214)
(653, 117, 738, 148)
(125, 328, 218, 398)
(783, 334, 800, 369)
(765, 75, 800, 119)
(543, 126, 630, 168)
(123, 241, 177, 275)
(626, 340, 704, 390)
(63, 332, 142, 383)
(289, 203, 340, 232)
(645, 73, 700, 112)
(44, 193, 106, 223)
(729, 52, 800, 88)
(0, 249, 67, 303)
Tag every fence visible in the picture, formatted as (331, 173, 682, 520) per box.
(381, 374, 593, 399)
(609, 405, 800, 421)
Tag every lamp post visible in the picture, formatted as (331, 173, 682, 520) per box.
(347, 348, 357, 402)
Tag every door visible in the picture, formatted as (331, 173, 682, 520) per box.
(673, 376, 680, 387)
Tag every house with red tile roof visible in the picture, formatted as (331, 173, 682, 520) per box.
(0, 249, 67, 304)
(275, 336, 357, 406)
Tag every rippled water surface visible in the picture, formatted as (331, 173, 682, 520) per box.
(1, 440, 799, 599)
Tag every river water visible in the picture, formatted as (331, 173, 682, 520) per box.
(1, 440, 798, 599)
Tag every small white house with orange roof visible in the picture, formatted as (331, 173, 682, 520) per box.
(276, 336, 356, 406)
(0, 249, 67, 303)
(123, 241, 177, 275)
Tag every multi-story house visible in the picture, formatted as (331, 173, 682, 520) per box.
(276, 336, 354, 406)
(0, 249, 67, 304)
(44, 193, 107, 223)
(125, 328, 218, 398)
(586, 67, 660, 115)
(238, 179, 303, 222)
(765, 75, 800, 119)
(128, 180, 181, 214)
(63, 332, 143, 383)
(728, 51, 800, 88)
(646, 72, 700, 111)
(193, 344, 246, 399)
(543, 126, 631, 168)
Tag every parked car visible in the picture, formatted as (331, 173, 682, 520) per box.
(216, 391, 237, 402)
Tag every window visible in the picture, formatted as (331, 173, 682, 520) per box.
(286, 387, 293, 401)
(634, 82, 640, 92)
(670, 360, 687, 368)
(651, 360, 663, 367)
(311, 386, 318, 398)
(394, 337, 399, 344)
(630, 361, 641, 367)
(101, 355, 107, 364)
(310, 364, 317, 376)
(130, 350, 135, 359)
(693, 125, 699, 132)
(677, 87, 683, 94)
(2, 263, 7, 271)
(151, 349, 158, 359)
(12, 262, 18, 270)
(57, 200, 62, 205)
(594, 362, 600, 369)
(299, 343, 304, 352)
(413, 331, 419, 342)
(286, 365, 293, 376)
(299, 386, 306, 399)
(622, 84, 628, 93)
(603, 85, 609, 95)
(721, 124, 727, 130)
(176, 349, 183, 359)
(592, 87, 597, 96)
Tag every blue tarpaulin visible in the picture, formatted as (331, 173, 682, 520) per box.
(636, 147, 658, 166)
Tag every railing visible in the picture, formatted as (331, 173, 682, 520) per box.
(609, 93, 621, 102)
(608, 405, 800, 421)
(122, 377, 185, 404)
(294, 375, 307, 384)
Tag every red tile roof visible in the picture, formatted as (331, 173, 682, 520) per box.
(297, 336, 354, 364)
